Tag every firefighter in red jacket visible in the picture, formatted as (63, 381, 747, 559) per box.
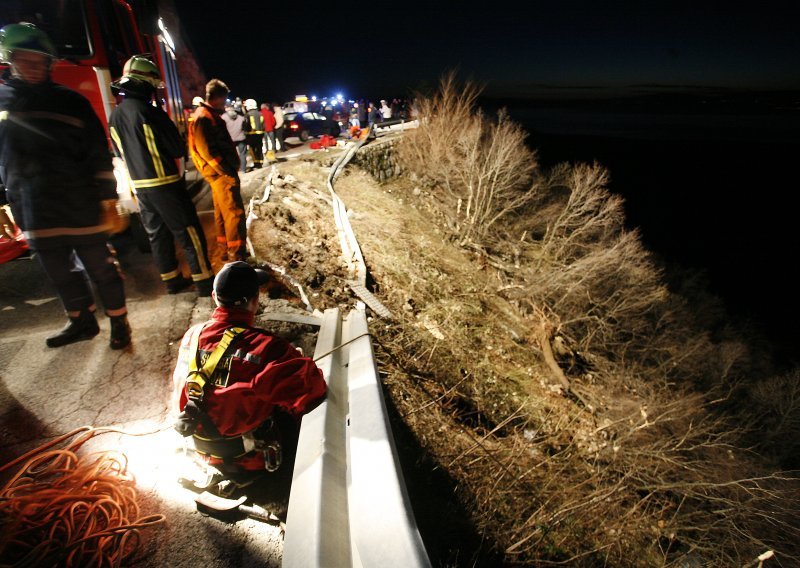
(172, 261, 327, 475)
(189, 79, 248, 262)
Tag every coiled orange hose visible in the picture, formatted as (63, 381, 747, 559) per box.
(0, 426, 166, 567)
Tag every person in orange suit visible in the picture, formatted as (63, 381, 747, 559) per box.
(188, 79, 248, 262)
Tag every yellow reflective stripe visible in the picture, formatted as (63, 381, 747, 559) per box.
(161, 268, 182, 281)
(143, 123, 165, 178)
(187, 225, 212, 278)
(131, 174, 182, 188)
(24, 224, 109, 239)
(187, 326, 246, 396)
(109, 127, 125, 158)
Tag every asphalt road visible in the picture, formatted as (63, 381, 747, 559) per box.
(0, 145, 321, 565)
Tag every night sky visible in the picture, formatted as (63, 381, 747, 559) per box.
(172, 0, 800, 103)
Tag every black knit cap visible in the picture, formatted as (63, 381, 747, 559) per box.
(213, 261, 269, 306)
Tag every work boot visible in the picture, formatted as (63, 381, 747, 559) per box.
(195, 278, 214, 298)
(45, 310, 100, 348)
(165, 275, 193, 294)
(109, 314, 132, 350)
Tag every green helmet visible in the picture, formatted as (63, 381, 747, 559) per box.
(0, 23, 58, 63)
(121, 55, 161, 88)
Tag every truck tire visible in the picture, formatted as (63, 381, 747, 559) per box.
(129, 213, 151, 253)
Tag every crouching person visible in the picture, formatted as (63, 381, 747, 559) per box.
(172, 261, 326, 482)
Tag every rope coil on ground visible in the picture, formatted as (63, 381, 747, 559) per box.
(0, 426, 166, 567)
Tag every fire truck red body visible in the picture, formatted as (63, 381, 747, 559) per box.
(1, 0, 186, 225)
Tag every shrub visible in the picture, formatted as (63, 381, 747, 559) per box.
(397, 73, 538, 244)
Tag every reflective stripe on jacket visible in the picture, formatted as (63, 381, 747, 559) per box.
(109, 96, 185, 189)
(246, 109, 264, 135)
(0, 73, 116, 240)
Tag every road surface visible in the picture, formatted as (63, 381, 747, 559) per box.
(0, 141, 328, 565)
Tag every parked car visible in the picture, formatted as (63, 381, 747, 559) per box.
(284, 112, 341, 141)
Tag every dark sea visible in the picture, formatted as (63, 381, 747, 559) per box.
(489, 94, 800, 364)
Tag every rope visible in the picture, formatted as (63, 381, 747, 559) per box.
(0, 426, 167, 567)
(313, 332, 371, 363)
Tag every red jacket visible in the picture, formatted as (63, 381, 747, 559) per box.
(173, 306, 326, 438)
(260, 108, 276, 132)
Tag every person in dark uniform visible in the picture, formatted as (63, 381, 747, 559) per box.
(243, 98, 264, 169)
(109, 55, 214, 296)
(0, 23, 131, 349)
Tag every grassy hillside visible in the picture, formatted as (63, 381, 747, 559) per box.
(246, 78, 799, 566)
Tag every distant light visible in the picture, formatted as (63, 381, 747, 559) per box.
(336, 93, 343, 101)
(311, 95, 317, 101)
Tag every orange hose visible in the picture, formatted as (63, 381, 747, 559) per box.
(0, 426, 167, 567)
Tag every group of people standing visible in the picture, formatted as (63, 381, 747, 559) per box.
(349, 98, 410, 130)
(1, 23, 327, 482)
(0, 23, 252, 348)
(213, 98, 286, 173)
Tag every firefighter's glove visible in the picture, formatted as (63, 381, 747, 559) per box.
(174, 400, 202, 437)
(100, 199, 128, 234)
(0, 206, 16, 239)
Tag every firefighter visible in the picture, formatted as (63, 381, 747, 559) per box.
(244, 98, 264, 169)
(109, 56, 214, 296)
(189, 79, 248, 262)
(0, 23, 132, 349)
(172, 261, 327, 478)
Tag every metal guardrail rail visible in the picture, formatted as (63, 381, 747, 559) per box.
(283, 133, 429, 567)
(283, 308, 430, 567)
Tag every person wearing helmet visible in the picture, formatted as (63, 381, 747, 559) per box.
(108, 55, 214, 297)
(188, 79, 248, 262)
(0, 23, 131, 349)
(172, 261, 326, 478)
(243, 98, 264, 169)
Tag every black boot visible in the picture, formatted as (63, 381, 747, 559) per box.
(46, 311, 100, 348)
(109, 314, 132, 350)
(165, 275, 193, 294)
(195, 278, 214, 298)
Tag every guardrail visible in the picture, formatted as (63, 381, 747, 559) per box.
(283, 308, 430, 567)
(283, 132, 429, 566)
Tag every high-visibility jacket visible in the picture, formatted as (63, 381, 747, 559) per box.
(109, 95, 185, 189)
(188, 103, 239, 179)
(245, 109, 264, 135)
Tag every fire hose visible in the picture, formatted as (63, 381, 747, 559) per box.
(0, 426, 166, 567)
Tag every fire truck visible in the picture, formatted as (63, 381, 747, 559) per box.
(1, 0, 188, 250)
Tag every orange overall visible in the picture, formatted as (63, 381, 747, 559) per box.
(189, 103, 248, 261)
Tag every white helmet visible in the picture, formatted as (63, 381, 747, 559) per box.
(192, 96, 204, 107)
(244, 98, 257, 111)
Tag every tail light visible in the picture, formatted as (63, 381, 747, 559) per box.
(289, 122, 299, 130)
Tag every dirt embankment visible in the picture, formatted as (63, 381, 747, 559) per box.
(241, 151, 571, 566)
(241, 145, 800, 568)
